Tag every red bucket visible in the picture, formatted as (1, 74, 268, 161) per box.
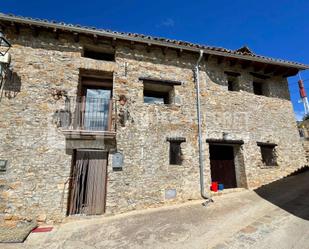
(211, 182, 218, 192)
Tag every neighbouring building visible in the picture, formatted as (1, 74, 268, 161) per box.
(0, 13, 308, 223)
(298, 119, 309, 162)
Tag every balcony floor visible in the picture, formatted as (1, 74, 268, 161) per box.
(62, 129, 116, 140)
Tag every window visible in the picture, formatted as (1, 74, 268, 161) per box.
(167, 137, 186, 165)
(228, 78, 239, 91)
(169, 141, 182, 165)
(253, 80, 270, 96)
(258, 143, 277, 166)
(143, 82, 174, 104)
(83, 48, 115, 61)
(253, 82, 263, 95)
(78, 72, 113, 131)
(225, 72, 240, 92)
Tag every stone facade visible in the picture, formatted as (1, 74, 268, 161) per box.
(298, 119, 309, 162)
(0, 24, 307, 223)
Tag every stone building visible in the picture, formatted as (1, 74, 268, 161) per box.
(0, 13, 308, 222)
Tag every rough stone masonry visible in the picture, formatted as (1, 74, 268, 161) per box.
(0, 14, 307, 223)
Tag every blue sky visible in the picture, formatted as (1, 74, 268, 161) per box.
(2, 0, 309, 120)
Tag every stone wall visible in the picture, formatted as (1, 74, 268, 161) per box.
(0, 26, 306, 222)
(201, 60, 305, 189)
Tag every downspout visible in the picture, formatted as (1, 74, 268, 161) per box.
(194, 50, 213, 204)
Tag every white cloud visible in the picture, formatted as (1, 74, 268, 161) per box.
(295, 110, 305, 121)
(156, 18, 175, 28)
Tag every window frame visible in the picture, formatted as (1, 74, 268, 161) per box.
(257, 143, 278, 167)
(82, 47, 115, 62)
(143, 82, 175, 105)
(224, 71, 240, 92)
(228, 79, 238, 91)
(253, 81, 264, 95)
(167, 137, 186, 165)
(169, 141, 182, 165)
(143, 89, 170, 104)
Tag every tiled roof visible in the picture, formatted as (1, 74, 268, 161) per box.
(0, 13, 308, 70)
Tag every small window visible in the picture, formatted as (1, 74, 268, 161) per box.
(253, 82, 263, 95)
(258, 144, 277, 166)
(143, 82, 174, 104)
(224, 72, 240, 92)
(83, 48, 115, 61)
(169, 141, 182, 165)
(228, 78, 239, 91)
(144, 90, 169, 104)
(299, 128, 305, 138)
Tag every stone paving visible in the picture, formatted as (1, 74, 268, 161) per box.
(1, 171, 309, 249)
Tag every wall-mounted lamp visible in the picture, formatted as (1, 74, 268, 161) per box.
(0, 28, 11, 56)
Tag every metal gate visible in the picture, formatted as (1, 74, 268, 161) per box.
(68, 150, 108, 215)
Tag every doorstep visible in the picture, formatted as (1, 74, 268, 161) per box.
(210, 187, 247, 197)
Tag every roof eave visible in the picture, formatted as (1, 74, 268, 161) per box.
(0, 13, 308, 71)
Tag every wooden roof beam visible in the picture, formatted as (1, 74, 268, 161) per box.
(10, 22, 19, 34)
(250, 72, 270, 80)
(30, 25, 39, 37)
(111, 37, 117, 48)
(73, 32, 79, 43)
(282, 68, 299, 77)
(130, 41, 135, 50)
(241, 60, 252, 69)
(273, 67, 289, 76)
(229, 59, 238, 67)
(253, 62, 266, 73)
(216, 56, 225, 65)
(263, 64, 277, 75)
(161, 47, 168, 56)
(204, 53, 211, 61)
(53, 28, 59, 39)
(146, 43, 151, 53)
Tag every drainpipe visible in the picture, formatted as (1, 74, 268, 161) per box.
(194, 50, 213, 204)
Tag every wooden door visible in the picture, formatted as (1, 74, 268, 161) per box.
(210, 160, 237, 188)
(209, 145, 237, 189)
(68, 150, 108, 215)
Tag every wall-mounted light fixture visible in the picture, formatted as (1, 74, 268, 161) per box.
(0, 28, 11, 56)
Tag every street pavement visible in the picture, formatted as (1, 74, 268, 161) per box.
(2, 171, 309, 249)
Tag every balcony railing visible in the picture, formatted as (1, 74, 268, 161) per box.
(58, 96, 117, 134)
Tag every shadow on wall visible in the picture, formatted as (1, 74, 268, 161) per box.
(205, 69, 226, 87)
(0, 71, 21, 101)
(254, 166, 309, 220)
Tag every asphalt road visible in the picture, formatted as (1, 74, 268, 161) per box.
(2, 171, 309, 249)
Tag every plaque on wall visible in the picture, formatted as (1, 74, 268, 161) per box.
(112, 152, 124, 170)
(0, 160, 8, 172)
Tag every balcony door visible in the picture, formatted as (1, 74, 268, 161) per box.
(83, 87, 111, 131)
(79, 74, 113, 131)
